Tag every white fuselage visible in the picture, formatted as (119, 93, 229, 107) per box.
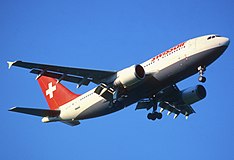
(58, 35, 229, 121)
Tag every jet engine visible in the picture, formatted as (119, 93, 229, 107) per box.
(113, 64, 145, 88)
(181, 85, 206, 105)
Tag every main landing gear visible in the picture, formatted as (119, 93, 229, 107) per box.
(147, 101, 162, 121)
(198, 66, 206, 83)
(147, 112, 162, 121)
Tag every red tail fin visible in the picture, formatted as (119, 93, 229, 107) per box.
(37, 76, 79, 110)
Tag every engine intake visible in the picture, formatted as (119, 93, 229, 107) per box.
(114, 64, 145, 88)
(181, 85, 206, 105)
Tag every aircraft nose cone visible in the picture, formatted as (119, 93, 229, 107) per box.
(221, 37, 230, 47)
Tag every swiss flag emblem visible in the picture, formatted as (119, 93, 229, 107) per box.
(46, 82, 56, 99)
(37, 76, 80, 110)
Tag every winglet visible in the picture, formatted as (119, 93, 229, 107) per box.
(8, 106, 17, 111)
(7, 61, 16, 69)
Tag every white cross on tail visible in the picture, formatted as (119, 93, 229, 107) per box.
(46, 82, 56, 99)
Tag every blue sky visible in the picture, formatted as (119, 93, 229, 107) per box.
(1, 0, 234, 159)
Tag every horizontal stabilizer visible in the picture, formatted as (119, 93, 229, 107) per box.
(62, 120, 80, 126)
(9, 107, 60, 117)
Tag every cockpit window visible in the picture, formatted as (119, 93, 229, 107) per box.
(207, 35, 220, 40)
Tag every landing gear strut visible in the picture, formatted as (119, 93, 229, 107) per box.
(147, 101, 162, 121)
(198, 66, 206, 83)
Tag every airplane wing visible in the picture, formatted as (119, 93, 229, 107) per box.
(136, 84, 195, 118)
(157, 85, 195, 116)
(9, 107, 60, 117)
(7, 61, 116, 86)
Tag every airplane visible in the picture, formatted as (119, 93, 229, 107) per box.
(8, 34, 230, 126)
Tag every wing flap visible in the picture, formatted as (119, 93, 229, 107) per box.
(159, 102, 181, 115)
(135, 101, 152, 110)
(135, 84, 196, 118)
(9, 107, 60, 117)
(158, 85, 196, 117)
(30, 69, 90, 86)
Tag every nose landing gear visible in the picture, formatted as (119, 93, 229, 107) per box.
(198, 66, 206, 83)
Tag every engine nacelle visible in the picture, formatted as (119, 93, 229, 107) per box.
(114, 64, 145, 88)
(181, 85, 206, 105)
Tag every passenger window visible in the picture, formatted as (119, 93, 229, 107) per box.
(207, 36, 211, 40)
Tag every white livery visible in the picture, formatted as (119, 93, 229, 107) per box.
(8, 34, 230, 126)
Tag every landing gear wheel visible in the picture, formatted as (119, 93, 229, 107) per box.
(198, 66, 206, 83)
(198, 76, 206, 83)
(147, 112, 162, 121)
(147, 113, 156, 121)
(156, 112, 162, 119)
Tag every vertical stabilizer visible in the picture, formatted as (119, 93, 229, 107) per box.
(37, 76, 79, 110)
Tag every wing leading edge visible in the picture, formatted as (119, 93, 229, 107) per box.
(9, 107, 60, 117)
(7, 61, 116, 86)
